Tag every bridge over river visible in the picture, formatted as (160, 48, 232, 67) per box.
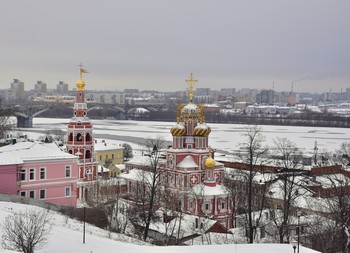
(12, 102, 167, 127)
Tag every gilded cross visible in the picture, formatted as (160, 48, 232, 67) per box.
(186, 73, 197, 102)
(78, 63, 88, 80)
(79, 63, 84, 79)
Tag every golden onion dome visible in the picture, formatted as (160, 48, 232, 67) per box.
(76, 78, 85, 91)
(194, 123, 211, 136)
(170, 122, 186, 136)
(205, 156, 216, 169)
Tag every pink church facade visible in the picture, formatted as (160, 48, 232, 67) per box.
(0, 153, 22, 195)
(0, 142, 78, 206)
(121, 74, 233, 228)
(19, 159, 78, 206)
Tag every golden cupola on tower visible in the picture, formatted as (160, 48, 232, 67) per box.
(76, 64, 88, 91)
(204, 150, 216, 169)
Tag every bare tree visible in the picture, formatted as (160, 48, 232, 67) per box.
(160, 187, 184, 245)
(86, 176, 131, 235)
(0, 108, 15, 139)
(187, 183, 207, 244)
(238, 125, 269, 243)
(1, 208, 52, 253)
(336, 142, 350, 166)
(40, 128, 66, 143)
(320, 173, 350, 253)
(223, 168, 242, 229)
(130, 137, 166, 241)
(270, 137, 305, 243)
(307, 213, 340, 253)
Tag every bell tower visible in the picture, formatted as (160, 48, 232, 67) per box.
(66, 64, 98, 201)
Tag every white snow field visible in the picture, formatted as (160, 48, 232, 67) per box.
(23, 118, 350, 155)
(0, 202, 319, 253)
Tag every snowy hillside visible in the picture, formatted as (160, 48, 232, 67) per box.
(0, 202, 320, 253)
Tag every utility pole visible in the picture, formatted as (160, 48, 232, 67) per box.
(83, 207, 86, 244)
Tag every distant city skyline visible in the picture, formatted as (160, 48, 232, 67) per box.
(0, 0, 349, 93)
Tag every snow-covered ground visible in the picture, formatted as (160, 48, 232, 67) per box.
(19, 118, 350, 155)
(0, 202, 319, 253)
(3, 118, 331, 252)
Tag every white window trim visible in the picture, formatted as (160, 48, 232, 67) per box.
(65, 165, 71, 178)
(39, 189, 46, 200)
(20, 191, 26, 197)
(203, 200, 211, 213)
(29, 190, 35, 199)
(21, 169, 26, 181)
(29, 168, 35, 181)
(221, 201, 226, 210)
(39, 167, 46, 180)
(65, 186, 71, 197)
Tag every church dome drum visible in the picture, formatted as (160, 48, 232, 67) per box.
(181, 103, 200, 121)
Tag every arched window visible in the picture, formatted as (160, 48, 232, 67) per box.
(86, 133, 91, 142)
(69, 133, 73, 142)
(86, 150, 91, 159)
(77, 133, 82, 142)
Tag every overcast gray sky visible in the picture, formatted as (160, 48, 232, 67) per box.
(0, 0, 349, 93)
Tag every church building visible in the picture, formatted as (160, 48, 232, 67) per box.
(122, 74, 233, 228)
(66, 65, 98, 201)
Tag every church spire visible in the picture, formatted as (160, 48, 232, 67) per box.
(186, 72, 197, 102)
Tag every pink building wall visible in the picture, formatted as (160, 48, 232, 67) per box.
(19, 159, 78, 206)
(0, 164, 20, 195)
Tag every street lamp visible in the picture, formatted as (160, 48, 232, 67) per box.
(291, 239, 297, 253)
(297, 210, 302, 253)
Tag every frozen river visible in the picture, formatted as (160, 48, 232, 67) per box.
(20, 118, 350, 155)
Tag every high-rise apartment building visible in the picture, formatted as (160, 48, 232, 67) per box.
(346, 88, 350, 101)
(57, 81, 69, 94)
(9, 79, 25, 101)
(34, 81, 47, 93)
(256, 89, 274, 104)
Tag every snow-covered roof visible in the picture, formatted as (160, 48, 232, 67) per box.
(190, 183, 228, 196)
(183, 103, 198, 110)
(0, 152, 24, 165)
(194, 123, 210, 130)
(148, 209, 220, 238)
(224, 167, 275, 184)
(119, 169, 154, 183)
(315, 173, 349, 188)
(125, 155, 166, 167)
(94, 141, 124, 151)
(171, 122, 185, 129)
(0, 141, 77, 162)
(307, 105, 322, 113)
(177, 155, 198, 168)
(116, 164, 126, 170)
(98, 165, 110, 173)
(135, 108, 150, 113)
